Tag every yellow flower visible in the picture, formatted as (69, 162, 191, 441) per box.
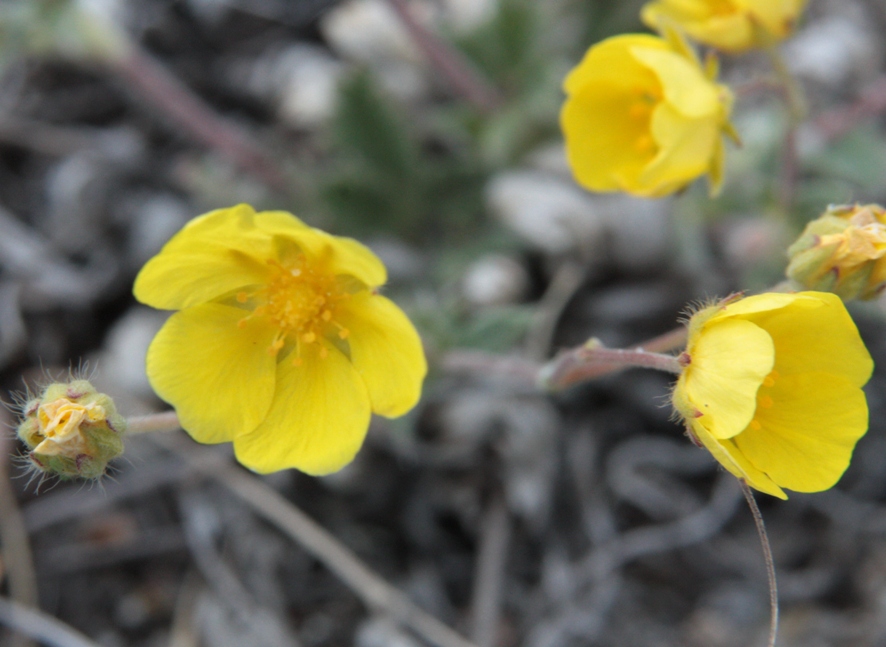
(560, 31, 734, 198)
(672, 292, 873, 499)
(787, 204, 886, 301)
(641, 0, 807, 53)
(134, 204, 427, 475)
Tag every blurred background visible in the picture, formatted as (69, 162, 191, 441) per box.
(2, 0, 886, 645)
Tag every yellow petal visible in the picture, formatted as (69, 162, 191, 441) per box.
(741, 0, 807, 38)
(640, 102, 719, 193)
(233, 342, 371, 474)
(336, 293, 427, 417)
(561, 85, 657, 193)
(630, 45, 720, 118)
(734, 373, 868, 492)
(682, 318, 774, 439)
(563, 34, 667, 96)
(641, 1, 756, 52)
(730, 292, 873, 386)
(689, 420, 787, 499)
(254, 210, 387, 287)
(146, 303, 278, 443)
(134, 204, 273, 310)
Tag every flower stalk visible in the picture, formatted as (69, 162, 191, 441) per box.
(740, 480, 779, 647)
(539, 338, 684, 391)
(126, 411, 182, 435)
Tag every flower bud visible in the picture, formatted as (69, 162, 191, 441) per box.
(786, 204, 886, 301)
(17, 379, 126, 479)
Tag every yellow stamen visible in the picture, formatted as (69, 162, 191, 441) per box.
(635, 135, 654, 152)
(243, 255, 357, 358)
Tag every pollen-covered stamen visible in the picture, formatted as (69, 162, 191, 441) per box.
(250, 255, 354, 360)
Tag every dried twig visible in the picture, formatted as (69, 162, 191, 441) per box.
(111, 44, 290, 194)
(0, 414, 38, 647)
(469, 493, 510, 647)
(0, 597, 101, 647)
(152, 433, 479, 647)
(524, 261, 586, 361)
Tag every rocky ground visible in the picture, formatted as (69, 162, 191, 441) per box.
(2, 1, 886, 646)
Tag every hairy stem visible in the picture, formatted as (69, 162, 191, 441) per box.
(539, 339, 685, 391)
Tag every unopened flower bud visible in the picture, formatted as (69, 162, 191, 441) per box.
(17, 379, 126, 479)
(786, 204, 886, 301)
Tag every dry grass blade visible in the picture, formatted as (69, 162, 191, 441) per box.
(0, 597, 101, 647)
(154, 433, 479, 647)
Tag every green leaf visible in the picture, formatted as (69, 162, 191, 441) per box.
(333, 70, 418, 180)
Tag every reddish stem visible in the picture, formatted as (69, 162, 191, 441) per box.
(385, 0, 503, 112)
(112, 44, 289, 193)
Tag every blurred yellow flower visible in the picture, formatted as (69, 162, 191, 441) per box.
(787, 204, 886, 301)
(560, 31, 734, 198)
(641, 0, 807, 53)
(134, 204, 427, 475)
(672, 292, 872, 499)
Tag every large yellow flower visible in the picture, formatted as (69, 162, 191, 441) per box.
(560, 32, 734, 198)
(672, 292, 873, 499)
(134, 204, 427, 474)
(641, 0, 806, 53)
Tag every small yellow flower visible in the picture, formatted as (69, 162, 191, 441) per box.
(641, 0, 807, 53)
(134, 204, 427, 475)
(787, 204, 886, 301)
(672, 292, 873, 499)
(560, 31, 734, 198)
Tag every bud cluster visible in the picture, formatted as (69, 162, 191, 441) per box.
(16, 379, 126, 479)
(787, 203, 886, 301)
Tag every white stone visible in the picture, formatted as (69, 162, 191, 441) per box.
(321, 0, 421, 64)
(357, 617, 422, 647)
(276, 45, 346, 127)
(785, 13, 880, 86)
(461, 254, 528, 307)
(320, 0, 433, 100)
(438, 0, 497, 33)
(99, 307, 167, 400)
(592, 194, 672, 271)
(486, 170, 603, 255)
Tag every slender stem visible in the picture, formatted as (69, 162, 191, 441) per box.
(126, 411, 182, 435)
(469, 493, 510, 647)
(762, 39, 806, 212)
(815, 74, 886, 142)
(112, 44, 290, 194)
(763, 41, 807, 124)
(739, 481, 779, 647)
(384, 0, 503, 112)
(539, 340, 684, 391)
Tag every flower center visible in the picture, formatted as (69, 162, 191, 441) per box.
(240, 256, 351, 364)
(34, 399, 105, 456)
(628, 88, 660, 152)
